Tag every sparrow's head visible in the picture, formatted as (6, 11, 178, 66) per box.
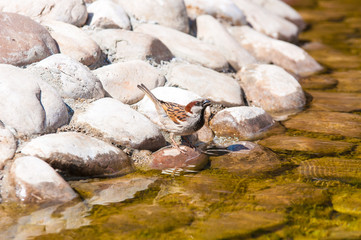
(185, 99, 211, 114)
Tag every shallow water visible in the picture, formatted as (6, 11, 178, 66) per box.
(2, 0, 361, 239)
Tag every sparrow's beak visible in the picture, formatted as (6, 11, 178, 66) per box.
(202, 99, 211, 107)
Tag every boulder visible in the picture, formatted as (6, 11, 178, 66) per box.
(21, 132, 134, 177)
(28, 54, 105, 99)
(0, 0, 88, 27)
(237, 64, 306, 120)
(210, 106, 274, 140)
(86, 0, 131, 29)
(184, 0, 247, 25)
(115, 0, 189, 33)
(0, 123, 17, 169)
(41, 20, 101, 68)
(232, 0, 299, 42)
(0, 64, 69, 135)
(92, 60, 165, 104)
(0, 12, 59, 66)
(166, 63, 244, 106)
(1, 156, 78, 204)
(89, 29, 173, 64)
(229, 26, 323, 77)
(135, 23, 229, 71)
(72, 98, 166, 150)
(196, 15, 256, 71)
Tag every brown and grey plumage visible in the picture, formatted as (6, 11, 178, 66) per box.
(137, 84, 211, 149)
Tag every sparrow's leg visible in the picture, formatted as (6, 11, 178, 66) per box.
(170, 133, 186, 153)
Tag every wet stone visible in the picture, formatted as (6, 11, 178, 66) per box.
(251, 183, 329, 210)
(190, 210, 284, 240)
(298, 157, 361, 184)
(259, 135, 355, 156)
(284, 111, 361, 138)
(299, 75, 338, 90)
(332, 189, 361, 215)
(330, 70, 361, 92)
(70, 176, 158, 205)
(149, 146, 209, 174)
(209, 141, 282, 176)
(308, 90, 361, 112)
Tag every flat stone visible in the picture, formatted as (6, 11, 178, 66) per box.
(184, 0, 247, 25)
(1, 156, 78, 203)
(86, 0, 131, 29)
(249, 0, 306, 30)
(298, 157, 361, 184)
(28, 54, 105, 99)
(308, 90, 361, 112)
(229, 26, 323, 77)
(115, 0, 189, 33)
(0, 123, 16, 169)
(166, 63, 244, 106)
(209, 141, 281, 176)
(284, 111, 361, 138)
(330, 70, 361, 92)
(237, 64, 306, 120)
(191, 210, 284, 240)
(299, 75, 338, 90)
(0, 12, 59, 66)
(196, 15, 256, 71)
(0, 0, 88, 27)
(72, 98, 166, 150)
(252, 183, 329, 209)
(135, 23, 229, 71)
(70, 176, 158, 205)
(42, 20, 101, 68)
(135, 86, 201, 127)
(0, 64, 69, 135)
(210, 106, 274, 140)
(89, 29, 173, 64)
(259, 135, 355, 156)
(92, 60, 165, 104)
(232, 0, 299, 42)
(21, 132, 134, 177)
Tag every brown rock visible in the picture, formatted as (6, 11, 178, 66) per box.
(209, 141, 282, 176)
(210, 106, 274, 140)
(0, 12, 58, 66)
(308, 91, 361, 112)
(299, 75, 338, 90)
(259, 135, 355, 156)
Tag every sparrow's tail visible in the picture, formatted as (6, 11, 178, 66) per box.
(137, 84, 160, 105)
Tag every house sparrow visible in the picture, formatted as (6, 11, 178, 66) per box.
(137, 84, 211, 151)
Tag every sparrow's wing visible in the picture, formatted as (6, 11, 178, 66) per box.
(160, 101, 188, 124)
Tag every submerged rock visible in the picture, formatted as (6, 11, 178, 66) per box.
(1, 156, 78, 204)
(332, 189, 361, 215)
(209, 141, 282, 176)
(259, 135, 355, 156)
(210, 106, 274, 140)
(308, 91, 361, 113)
(298, 157, 361, 184)
(21, 132, 134, 177)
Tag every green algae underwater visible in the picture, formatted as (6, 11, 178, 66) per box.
(4, 0, 361, 239)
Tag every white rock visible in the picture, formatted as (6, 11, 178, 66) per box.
(87, 0, 131, 29)
(73, 98, 166, 150)
(0, 64, 69, 135)
(0, 123, 16, 169)
(41, 20, 101, 68)
(1, 156, 78, 203)
(166, 63, 244, 106)
(135, 23, 229, 71)
(232, 0, 299, 42)
(28, 54, 105, 99)
(196, 15, 256, 71)
(249, 0, 306, 30)
(0, 0, 87, 27)
(21, 132, 134, 177)
(184, 0, 247, 25)
(89, 29, 173, 64)
(114, 0, 189, 33)
(210, 106, 274, 140)
(229, 26, 323, 77)
(92, 60, 165, 104)
(135, 86, 201, 127)
(237, 64, 306, 120)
